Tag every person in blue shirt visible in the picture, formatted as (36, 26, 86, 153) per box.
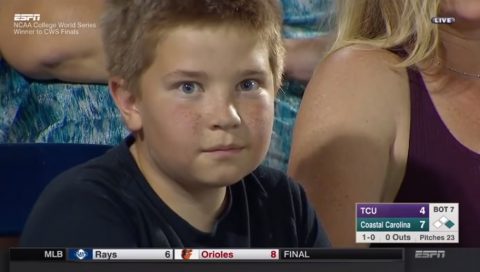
(265, 0, 334, 171)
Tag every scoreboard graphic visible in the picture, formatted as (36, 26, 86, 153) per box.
(356, 203, 459, 243)
(10, 248, 402, 262)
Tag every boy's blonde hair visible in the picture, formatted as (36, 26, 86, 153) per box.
(101, 0, 285, 93)
(329, 0, 441, 68)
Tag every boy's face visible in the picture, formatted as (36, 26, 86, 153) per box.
(130, 25, 275, 189)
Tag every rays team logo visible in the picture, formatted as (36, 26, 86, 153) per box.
(14, 14, 40, 21)
(75, 249, 88, 260)
(67, 248, 93, 261)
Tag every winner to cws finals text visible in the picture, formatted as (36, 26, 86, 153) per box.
(13, 14, 96, 36)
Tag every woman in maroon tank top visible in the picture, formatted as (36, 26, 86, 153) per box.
(289, 0, 480, 247)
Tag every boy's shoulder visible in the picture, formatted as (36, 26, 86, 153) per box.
(20, 142, 143, 247)
(243, 165, 304, 201)
(41, 142, 137, 202)
(241, 165, 331, 247)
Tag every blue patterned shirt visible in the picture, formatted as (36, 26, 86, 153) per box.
(264, 0, 333, 172)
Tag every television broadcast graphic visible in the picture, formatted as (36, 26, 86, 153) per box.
(9, 247, 405, 271)
(356, 203, 459, 244)
(2, 0, 480, 272)
(8, 247, 480, 272)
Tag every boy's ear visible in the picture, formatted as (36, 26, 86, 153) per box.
(109, 77, 143, 132)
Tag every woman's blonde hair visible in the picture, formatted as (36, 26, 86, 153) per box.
(328, 0, 441, 68)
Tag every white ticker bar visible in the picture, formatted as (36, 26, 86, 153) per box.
(174, 249, 279, 260)
(92, 249, 173, 260)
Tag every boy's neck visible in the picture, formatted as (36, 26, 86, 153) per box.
(129, 142, 228, 233)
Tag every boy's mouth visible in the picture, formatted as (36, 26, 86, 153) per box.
(203, 144, 245, 152)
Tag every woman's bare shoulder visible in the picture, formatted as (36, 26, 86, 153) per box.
(318, 44, 407, 84)
(293, 44, 411, 157)
(307, 44, 410, 115)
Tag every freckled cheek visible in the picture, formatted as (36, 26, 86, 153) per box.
(151, 105, 201, 142)
(242, 101, 274, 144)
(171, 106, 202, 133)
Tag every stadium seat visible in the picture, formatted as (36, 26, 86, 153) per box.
(0, 143, 112, 240)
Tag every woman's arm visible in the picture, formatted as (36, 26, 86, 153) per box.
(288, 45, 410, 247)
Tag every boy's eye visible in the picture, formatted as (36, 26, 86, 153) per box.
(179, 82, 200, 94)
(238, 79, 260, 92)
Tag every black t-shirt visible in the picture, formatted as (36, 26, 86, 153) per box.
(20, 136, 330, 248)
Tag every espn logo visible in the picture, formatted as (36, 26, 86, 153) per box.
(414, 250, 446, 259)
(431, 17, 455, 24)
(14, 14, 40, 21)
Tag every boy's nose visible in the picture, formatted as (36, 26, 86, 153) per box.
(207, 101, 241, 130)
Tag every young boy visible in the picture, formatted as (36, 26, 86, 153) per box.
(20, 0, 330, 247)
